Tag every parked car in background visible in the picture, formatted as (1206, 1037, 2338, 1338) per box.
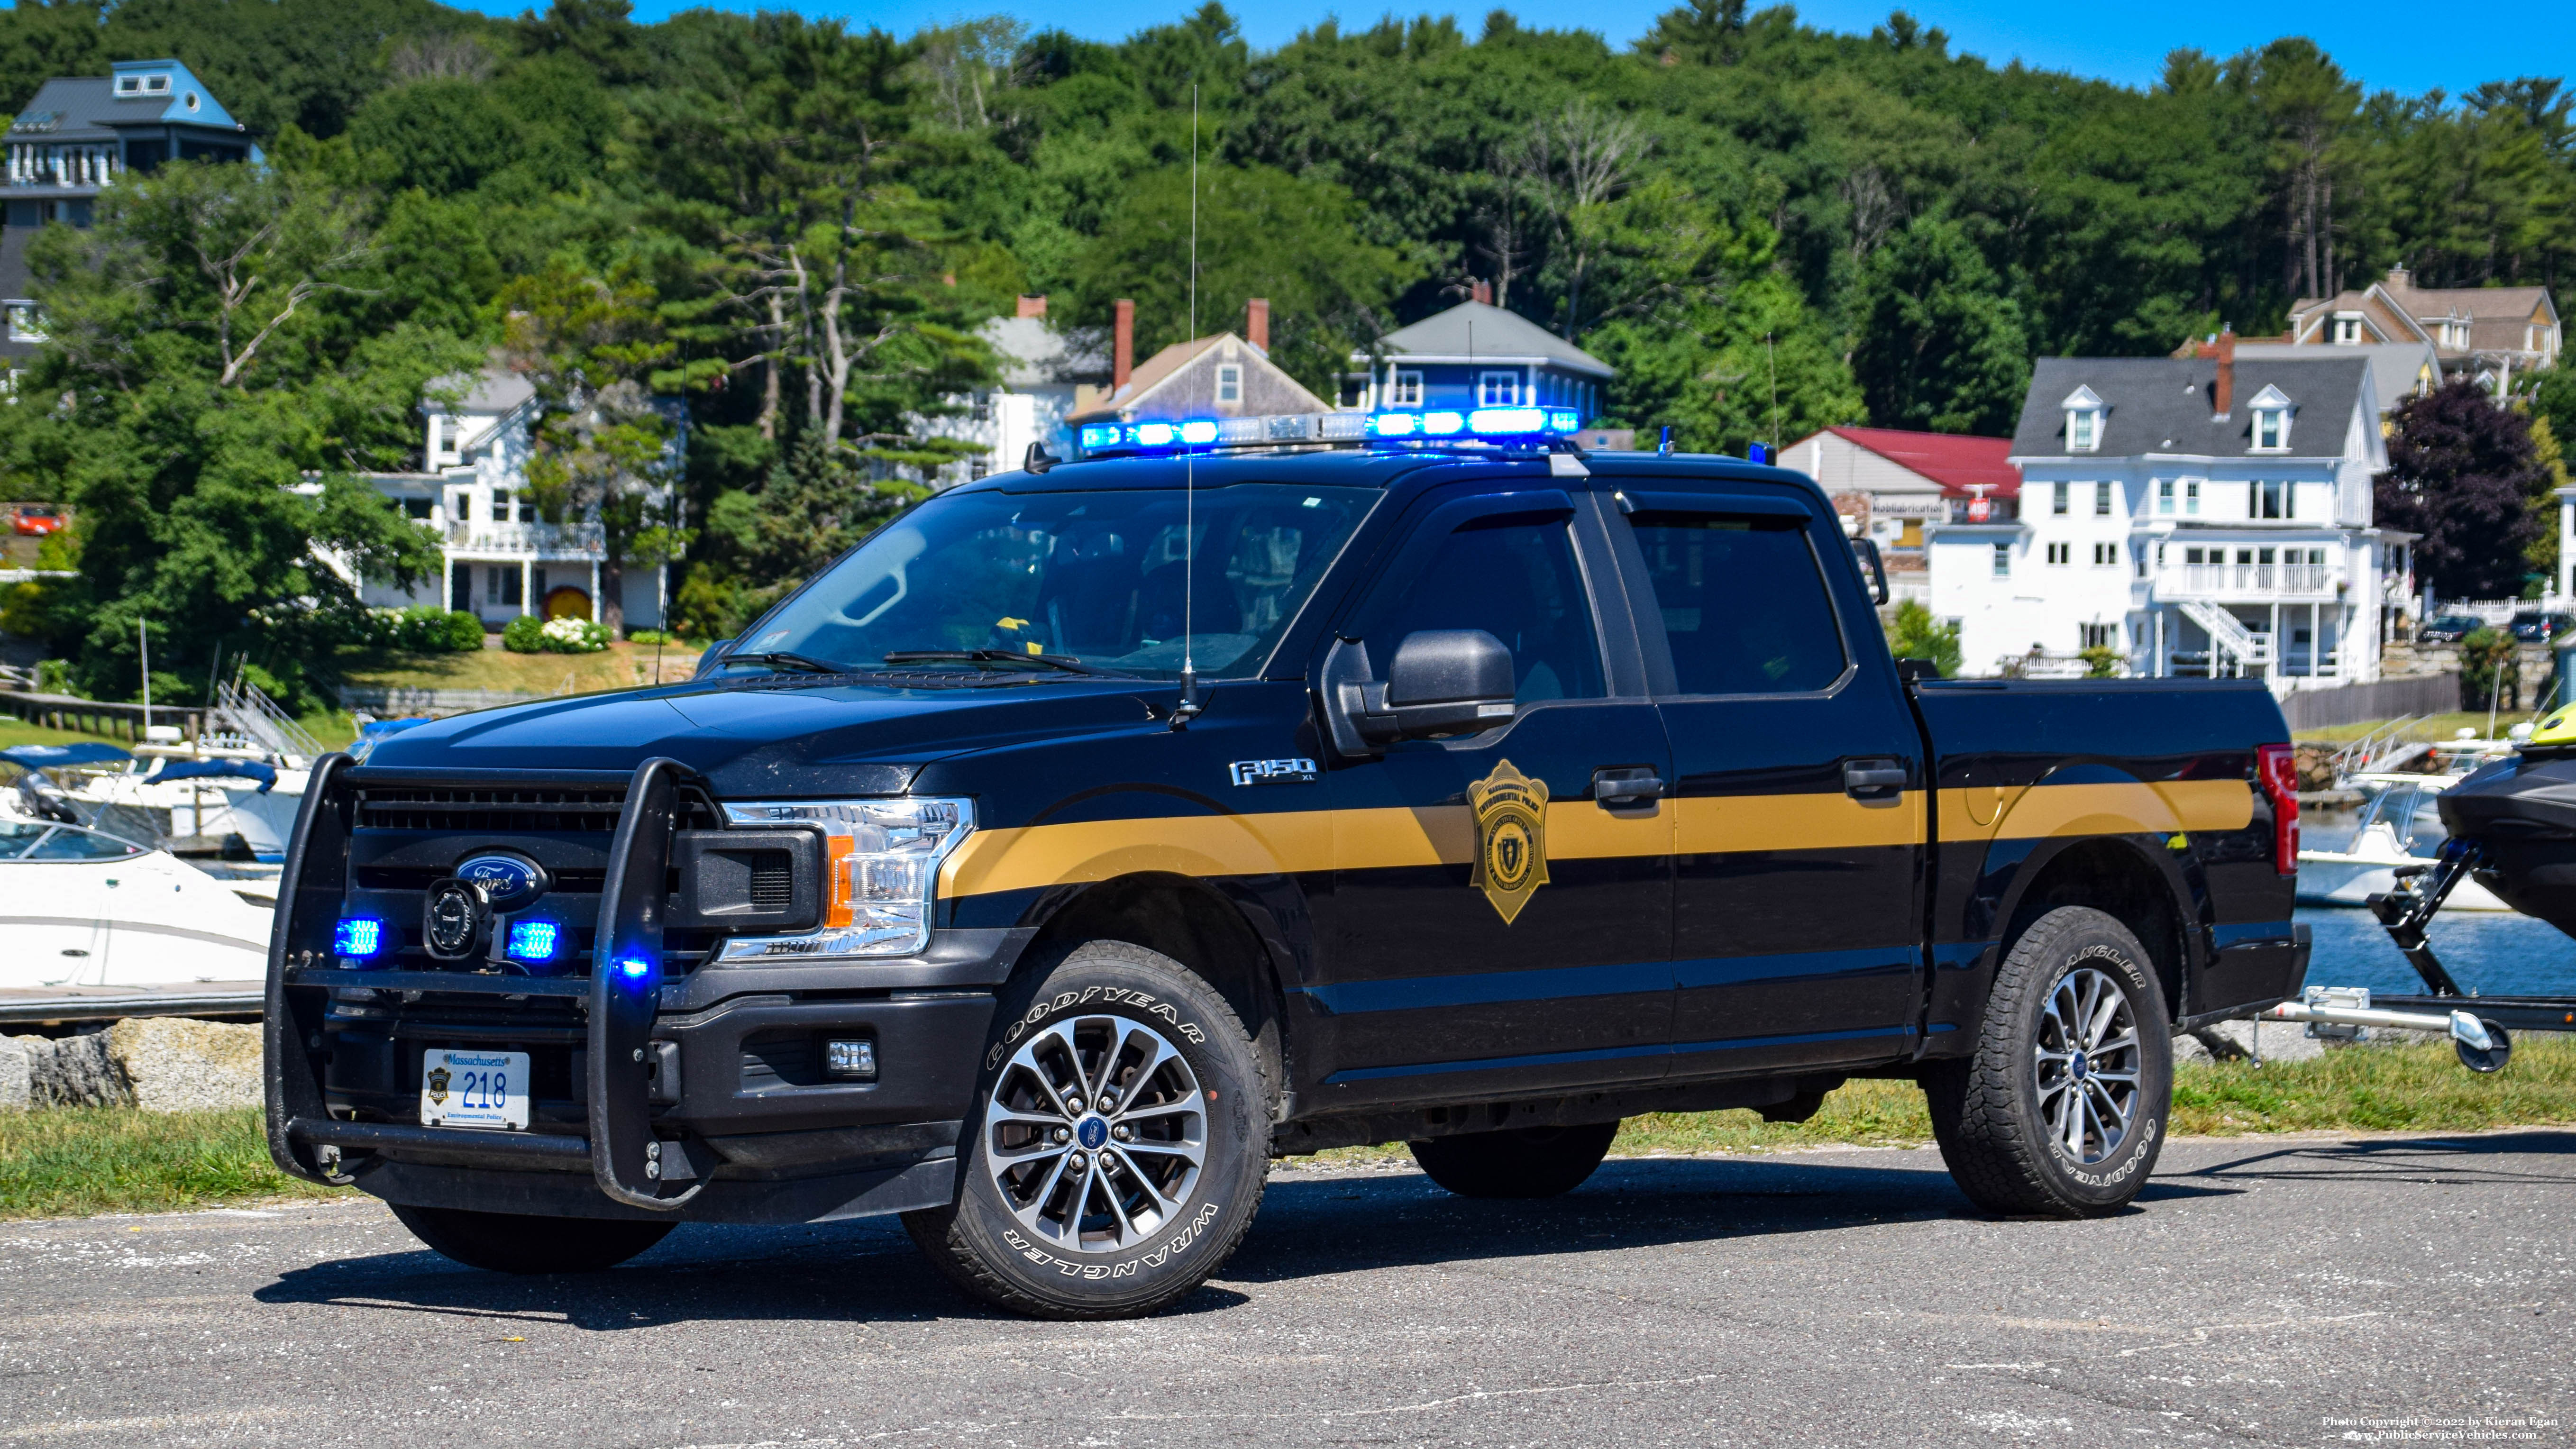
(11, 505, 62, 537)
(2510, 611, 2574, 642)
(2418, 614, 2482, 643)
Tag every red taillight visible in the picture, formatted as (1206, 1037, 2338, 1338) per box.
(2256, 742, 2299, 875)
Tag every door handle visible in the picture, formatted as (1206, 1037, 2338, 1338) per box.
(1843, 759, 1909, 798)
(1592, 766, 1665, 808)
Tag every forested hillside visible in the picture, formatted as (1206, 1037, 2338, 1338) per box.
(0, 0, 2567, 698)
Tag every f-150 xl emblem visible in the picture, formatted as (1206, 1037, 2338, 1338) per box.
(1229, 758, 1317, 786)
(1469, 759, 1550, 924)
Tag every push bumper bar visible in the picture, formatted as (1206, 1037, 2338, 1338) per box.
(264, 755, 714, 1210)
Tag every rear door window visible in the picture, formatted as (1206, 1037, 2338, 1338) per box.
(1629, 513, 1847, 695)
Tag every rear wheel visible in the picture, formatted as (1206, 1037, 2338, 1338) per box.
(904, 939, 1271, 1319)
(1922, 905, 2172, 1217)
(1409, 1121, 1619, 1199)
(389, 1204, 675, 1274)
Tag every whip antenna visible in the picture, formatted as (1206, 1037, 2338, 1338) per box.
(1175, 81, 1204, 726)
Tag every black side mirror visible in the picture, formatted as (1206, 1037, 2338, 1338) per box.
(1351, 629, 1516, 743)
(1850, 538, 1889, 606)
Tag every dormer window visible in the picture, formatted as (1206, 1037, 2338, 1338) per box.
(116, 77, 139, 95)
(2061, 385, 2104, 453)
(2246, 384, 2293, 452)
(146, 76, 168, 94)
(2332, 313, 2363, 345)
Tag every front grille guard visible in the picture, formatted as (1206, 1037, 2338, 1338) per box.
(264, 755, 709, 1210)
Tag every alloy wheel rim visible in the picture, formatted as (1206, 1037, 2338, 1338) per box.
(2034, 966, 2142, 1166)
(983, 1014, 1206, 1252)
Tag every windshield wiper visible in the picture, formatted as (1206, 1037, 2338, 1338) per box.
(724, 650, 853, 675)
(881, 649, 1130, 677)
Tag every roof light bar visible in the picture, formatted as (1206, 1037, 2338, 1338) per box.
(1076, 407, 1582, 459)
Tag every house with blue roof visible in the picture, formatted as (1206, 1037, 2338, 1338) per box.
(1345, 300, 1613, 420)
(1, 59, 260, 371)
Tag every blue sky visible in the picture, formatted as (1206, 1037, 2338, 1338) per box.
(442, 0, 2572, 99)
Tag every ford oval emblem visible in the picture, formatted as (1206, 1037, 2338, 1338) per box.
(455, 852, 549, 909)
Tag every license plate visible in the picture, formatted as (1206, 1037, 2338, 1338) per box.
(420, 1048, 530, 1130)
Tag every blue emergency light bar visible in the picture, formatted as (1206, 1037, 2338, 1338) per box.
(1076, 407, 1582, 458)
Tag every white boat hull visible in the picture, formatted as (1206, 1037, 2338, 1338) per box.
(0, 847, 272, 990)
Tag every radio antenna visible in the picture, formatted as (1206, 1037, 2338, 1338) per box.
(1174, 81, 1204, 727)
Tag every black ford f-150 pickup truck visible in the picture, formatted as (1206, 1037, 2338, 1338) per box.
(265, 424, 2307, 1319)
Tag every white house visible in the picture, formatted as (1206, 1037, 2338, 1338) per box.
(1780, 425, 2021, 601)
(912, 300, 1100, 487)
(1927, 340, 2408, 686)
(351, 367, 676, 629)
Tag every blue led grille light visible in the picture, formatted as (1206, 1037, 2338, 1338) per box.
(334, 917, 384, 959)
(505, 920, 562, 962)
(615, 956, 653, 982)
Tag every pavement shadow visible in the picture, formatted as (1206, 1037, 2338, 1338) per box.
(2174, 1128, 2576, 1187)
(250, 1149, 2244, 1330)
(254, 1216, 980, 1330)
(1223, 1153, 2230, 1285)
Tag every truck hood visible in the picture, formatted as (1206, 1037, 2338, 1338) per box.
(356, 676, 1172, 795)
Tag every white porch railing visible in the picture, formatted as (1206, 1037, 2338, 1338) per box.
(2157, 563, 2336, 599)
(444, 521, 604, 556)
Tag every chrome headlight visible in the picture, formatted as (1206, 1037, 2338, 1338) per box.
(712, 798, 974, 960)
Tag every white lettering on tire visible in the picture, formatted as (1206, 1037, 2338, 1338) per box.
(1001, 1201, 1224, 1280)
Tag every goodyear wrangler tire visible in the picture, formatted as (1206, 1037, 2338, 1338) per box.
(903, 940, 1271, 1319)
(388, 1205, 674, 1274)
(1922, 905, 2174, 1218)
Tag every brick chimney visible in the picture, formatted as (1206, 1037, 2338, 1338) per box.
(1246, 298, 1270, 353)
(1471, 279, 1493, 305)
(2212, 328, 2235, 417)
(2194, 328, 2238, 417)
(1016, 294, 1047, 318)
(1113, 299, 1134, 390)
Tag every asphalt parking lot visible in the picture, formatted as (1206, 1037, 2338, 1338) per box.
(0, 1131, 2568, 1448)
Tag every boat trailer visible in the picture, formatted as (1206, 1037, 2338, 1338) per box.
(2268, 838, 2576, 1074)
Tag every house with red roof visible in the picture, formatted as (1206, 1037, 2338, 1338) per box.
(1779, 427, 2021, 593)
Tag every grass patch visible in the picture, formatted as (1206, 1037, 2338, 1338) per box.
(0, 718, 127, 751)
(13, 1040, 2576, 1219)
(0, 1107, 342, 1221)
(336, 640, 703, 701)
(1299, 1036, 2576, 1166)
(2297, 711, 2539, 744)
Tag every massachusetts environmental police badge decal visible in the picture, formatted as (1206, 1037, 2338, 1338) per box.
(1468, 759, 1550, 924)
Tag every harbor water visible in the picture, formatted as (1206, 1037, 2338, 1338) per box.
(2298, 803, 2576, 997)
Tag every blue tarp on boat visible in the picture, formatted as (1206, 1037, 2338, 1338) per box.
(0, 743, 133, 770)
(144, 758, 278, 793)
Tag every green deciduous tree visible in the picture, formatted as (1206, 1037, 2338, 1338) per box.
(1069, 162, 1427, 396)
(0, 158, 470, 705)
(1851, 216, 2030, 434)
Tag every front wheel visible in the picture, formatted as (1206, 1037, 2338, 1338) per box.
(389, 1204, 675, 1273)
(1922, 905, 2173, 1217)
(904, 940, 1272, 1319)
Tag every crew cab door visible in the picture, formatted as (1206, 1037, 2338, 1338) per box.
(1311, 485, 1673, 1106)
(1599, 480, 1927, 1076)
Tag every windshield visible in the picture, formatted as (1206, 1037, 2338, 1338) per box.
(732, 483, 1376, 680)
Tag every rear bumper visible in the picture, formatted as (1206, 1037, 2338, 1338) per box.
(265, 756, 1018, 1224)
